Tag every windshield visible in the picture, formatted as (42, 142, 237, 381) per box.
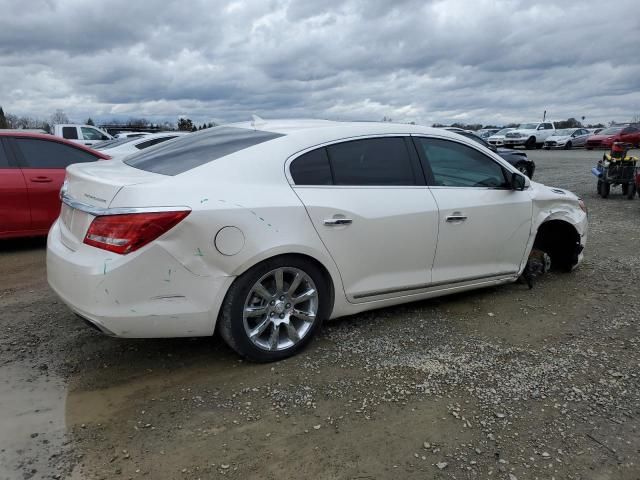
(93, 137, 137, 149)
(554, 129, 576, 136)
(494, 128, 513, 135)
(599, 127, 624, 135)
(517, 123, 538, 130)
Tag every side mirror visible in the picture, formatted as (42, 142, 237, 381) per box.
(511, 172, 526, 190)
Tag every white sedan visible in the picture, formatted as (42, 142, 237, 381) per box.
(47, 120, 588, 362)
(543, 128, 591, 149)
(93, 131, 190, 159)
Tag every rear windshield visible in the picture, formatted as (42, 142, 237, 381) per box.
(94, 138, 137, 149)
(124, 126, 285, 175)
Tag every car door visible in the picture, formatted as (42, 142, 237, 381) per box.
(289, 136, 439, 302)
(413, 136, 533, 285)
(80, 126, 110, 146)
(10, 137, 102, 232)
(0, 138, 32, 236)
(574, 129, 588, 147)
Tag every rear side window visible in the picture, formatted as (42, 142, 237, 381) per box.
(125, 127, 284, 175)
(0, 140, 10, 168)
(62, 126, 78, 139)
(13, 138, 99, 168)
(326, 137, 416, 186)
(417, 138, 508, 188)
(134, 136, 177, 150)
(290, 148, 332, 185)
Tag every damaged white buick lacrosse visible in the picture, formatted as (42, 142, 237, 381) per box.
(48, 119, 588, 361)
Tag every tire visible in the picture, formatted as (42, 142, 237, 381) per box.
(622, 183, 629, 195)
(626, 183, 636, 200)
(525, 137, 536, 150)
(601, 181, 610, 198)
(218, 255, 330, 362)
(587, 147, 593, 150)
(535, 143, 543, 149)
(564, 141, 572, 150)
(597, 180, 602, 195)
(515, 162, 529, 176)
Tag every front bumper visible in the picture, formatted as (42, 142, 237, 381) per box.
(47, 220, 233, 338)
(543, 141, 566, 149)
(504, 138, 528, 146)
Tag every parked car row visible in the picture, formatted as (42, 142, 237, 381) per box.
(484, 122, 638, 150)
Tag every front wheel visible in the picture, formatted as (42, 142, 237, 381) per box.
(218, 256, 330, 362)
(600, 181, 610, 198)
(564, 141, 572, 150)
(597, 180, 602, 195)
(515, 162, 529, 176)
(525, 137, 536, 150)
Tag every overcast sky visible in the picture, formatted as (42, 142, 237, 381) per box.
(1, 0, 638, 126)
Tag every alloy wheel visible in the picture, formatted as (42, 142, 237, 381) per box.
(242, 267, 318, 351)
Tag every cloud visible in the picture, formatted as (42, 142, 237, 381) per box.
(0, 0, 638, 126)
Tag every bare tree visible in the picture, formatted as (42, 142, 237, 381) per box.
(50, 109, 69, 125)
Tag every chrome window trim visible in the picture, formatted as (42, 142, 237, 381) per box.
(61, 194, 191, 216)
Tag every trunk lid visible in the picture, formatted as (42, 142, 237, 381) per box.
(65, 160, 162, 208)
(60, 161, 166, 250)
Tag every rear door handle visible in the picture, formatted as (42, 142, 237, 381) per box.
(324, 218, 353, 226)
(446, 214, 467, 222)
(30, 176, 53, 183)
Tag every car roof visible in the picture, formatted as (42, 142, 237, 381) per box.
(227, 118, 457, 139)
(0, 131, 111, 159)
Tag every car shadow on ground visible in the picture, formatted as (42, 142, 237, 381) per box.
(0, 236, 47, 253)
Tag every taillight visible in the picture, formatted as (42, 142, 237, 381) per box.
(84, 211, 190, 254)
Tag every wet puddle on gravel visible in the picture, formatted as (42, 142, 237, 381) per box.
(0, 363, 68, 480)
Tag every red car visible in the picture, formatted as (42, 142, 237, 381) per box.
(0, 132, 110, 240)
(585, 125, 640, 150)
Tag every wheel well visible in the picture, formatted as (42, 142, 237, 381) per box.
(532, 220, 581, 271)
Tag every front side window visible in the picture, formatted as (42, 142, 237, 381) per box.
(544, 123, 554, 130)
(13, 138, 99, 168)
(417, 138, 508, 188)
(326, 137, 416, 186)
(62, 126, 78, 139)
(81, 127, 107, 141)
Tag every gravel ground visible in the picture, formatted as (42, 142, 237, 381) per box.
(1, 148, 639, 480)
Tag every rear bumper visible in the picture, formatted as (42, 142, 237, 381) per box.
(47, 220, 233, 338)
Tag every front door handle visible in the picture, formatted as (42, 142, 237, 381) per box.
(30, 176, 53, 183)
(446, 214, 467, 222)
(324, 218, 353, 226)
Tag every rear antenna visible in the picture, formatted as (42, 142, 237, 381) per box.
(251, 114, 266, 129)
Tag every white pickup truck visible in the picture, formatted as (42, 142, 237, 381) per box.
(52, 124, 113, 146)
(503, 122, 556, 149)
